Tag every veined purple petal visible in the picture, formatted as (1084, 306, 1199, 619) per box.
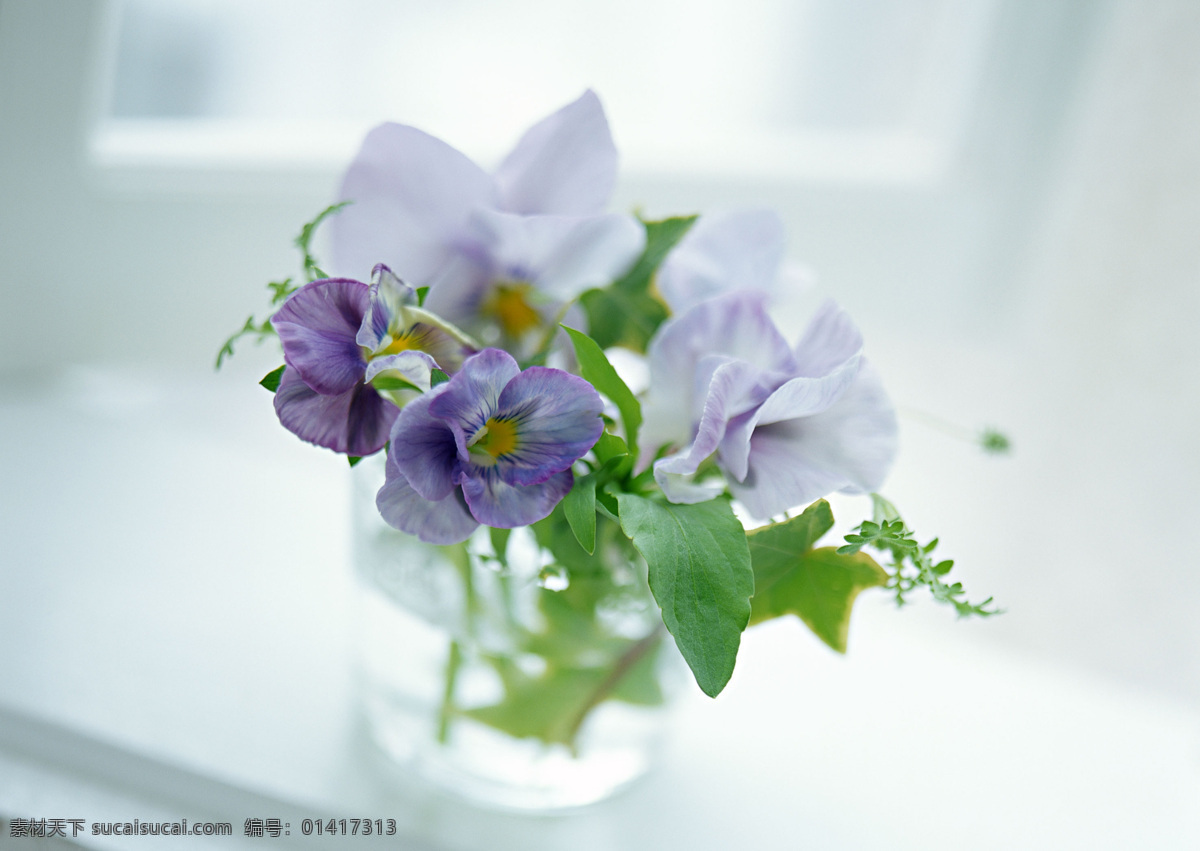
(492, 91, 617, 216)
(357, 264, 416, 351)
(490, 366, 604, 487)
(273, 367, 396, 456)
(330, 123, 493, 282)
(272, 278, 370, 396)
(460, 467, 574, 528)
(468, 209, 645, 301)
(377, 457, 478, 545)
(428, 348, 520, 459)
(390, 391, 460, 501)
(656, 209, 785, 314)
(728, 361, 897, 519)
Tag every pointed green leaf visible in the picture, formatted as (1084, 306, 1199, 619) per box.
(430, 368, 450, 387)
(259, 365, 286, 393)
(612, 215, 699, 296)
(616, 494, 753, 697)
(563, 473, 598, 554)
(562, 326, 642, 461)
(347, 455, 363, 468)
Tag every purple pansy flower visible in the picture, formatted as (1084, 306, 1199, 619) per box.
(328, 91, 645, 353)
(377, 348, 604, 544)
(639, 291, 898, 520)
(272, 264, 477, 456)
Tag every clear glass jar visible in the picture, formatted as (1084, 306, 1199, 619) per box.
(352, 456, 682, 811)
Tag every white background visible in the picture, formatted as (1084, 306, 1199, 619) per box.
(1, 0, 1198, 847)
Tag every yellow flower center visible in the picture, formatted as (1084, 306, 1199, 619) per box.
(472, 417, 520, 460)
(377, 331, 418, 356)
(482, 282, 542, 338)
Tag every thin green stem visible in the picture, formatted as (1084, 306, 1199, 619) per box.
(563, 625, 665, 751)
(436, 640, 462, 744)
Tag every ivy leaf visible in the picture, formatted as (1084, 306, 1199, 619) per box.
(258, 365, 285, 393)
(561, 325, 642, 462)
(463, 666, 608, 747)
(562, 472, 598, 555)
(616, 494, 753, 697)
(748, 538, 887, 653)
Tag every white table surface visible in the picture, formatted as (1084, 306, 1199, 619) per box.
(1, 364, 1198, 850)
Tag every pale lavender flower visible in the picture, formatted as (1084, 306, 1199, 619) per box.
(377, 348, 604, 544)
(328, 91, 645, 352)
(639, 291, 897, 520)
(655, 209, 786, 315)
(271, 265, 476, 456)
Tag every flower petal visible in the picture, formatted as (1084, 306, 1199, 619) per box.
(428, 348, 521, 459)
(492, 90, 618, 216)
(791, 299, 864, 378)
(468, 209, 645, 301)
(460, 467, 574, 528)
(377, 459, 477, 545)
(272, 278, 369, 396)
(330, 122, 493, 282)
(273, 367, 396, 456)
(717, 356, 862, 483)
(490, 366, 604, 487)
(357, 264, 416, 351)
(728, 361, 898, 519)
(652, 359, 756, 502)
(390, 391, 460, 501)
(656, 209, 785, 314)
(364, 350, 439, 390)
(639, 291, 793, 470)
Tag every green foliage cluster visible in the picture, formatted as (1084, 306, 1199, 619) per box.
(222, 208, 1003, 747)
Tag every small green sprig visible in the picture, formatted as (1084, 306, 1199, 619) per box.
(839, 495, 1001, 618)
(296, 201, 351, 282)
(216, 203, 350, 369)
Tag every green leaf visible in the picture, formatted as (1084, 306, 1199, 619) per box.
(580, 287, 669, 352)
(258, 365, 285, 393)
(612, 215, 699, 296)
(579, 215, 698, 352)
(746, 501, 834, 587)
(430, 368, 450, 387)
(749, 528, 887, 654)
(562, 325, 642, 461)
(748, 501, 887, 652)
(562, 472, 598, 554)
(616, 494, 753, 697)
(463, 666, 608, 747)
(347, 455, 363, 468)
(415, 286, 430, 307)
(593, 431, 628, 465)
(370, 375, 421, 392)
